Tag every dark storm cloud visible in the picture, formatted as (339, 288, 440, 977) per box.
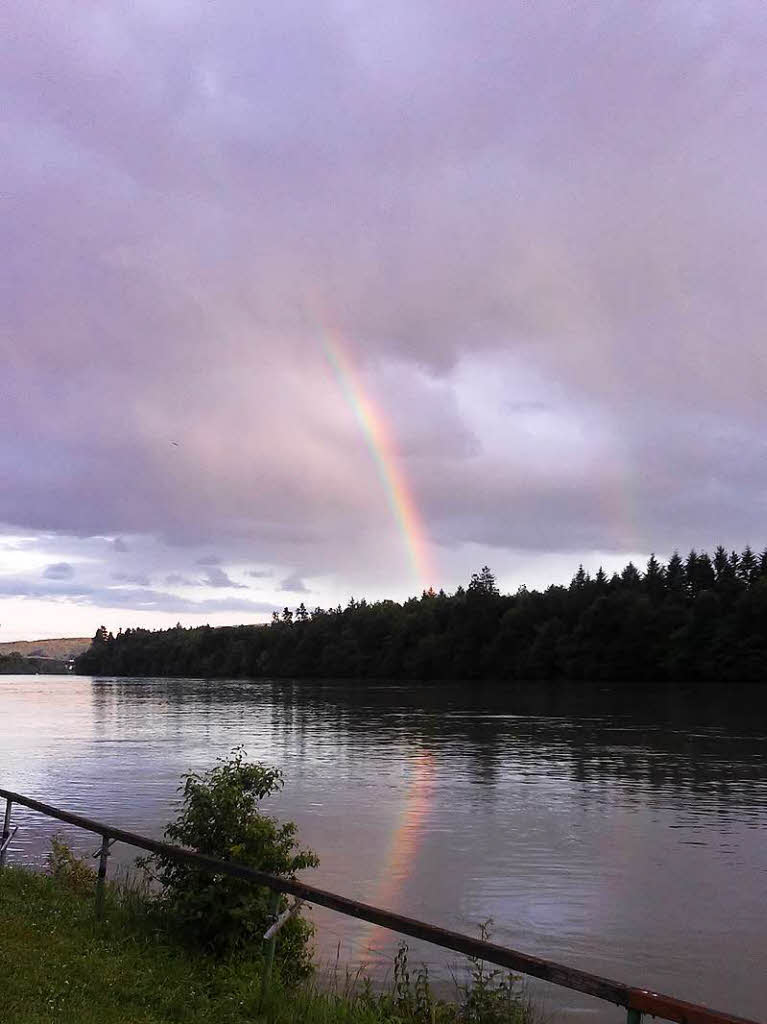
(200, 567, 246, 589)
(3, 0, 767, 608)
(279, 573, 310, 594)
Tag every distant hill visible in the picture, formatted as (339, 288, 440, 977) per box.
(0, 637, 91, 660)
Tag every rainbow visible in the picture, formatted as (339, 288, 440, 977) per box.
(321, 330, 435, 592)
(356, 752, 436, 958)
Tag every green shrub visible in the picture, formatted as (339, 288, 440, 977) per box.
(46, 834, 98, 893)
(140, 747, 318, 981)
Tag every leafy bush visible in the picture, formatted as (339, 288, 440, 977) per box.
(46, 835, 98, 893)
(140, 747, 318, 981)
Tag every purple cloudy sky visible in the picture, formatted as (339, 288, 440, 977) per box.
(2, 2, 767, 640)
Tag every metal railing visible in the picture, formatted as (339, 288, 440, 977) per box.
(0, 787, 760, 1024)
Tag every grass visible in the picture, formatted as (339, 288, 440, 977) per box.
(0, 864, 533, 1024)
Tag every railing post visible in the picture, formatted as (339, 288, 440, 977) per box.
(627, 1007, 642, 1024)
(0, 799, 12, 870)
(260, 888, 281, 1005)
(95, 834, 110, 918)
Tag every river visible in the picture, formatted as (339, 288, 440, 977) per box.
(1, 674, 764, 1022)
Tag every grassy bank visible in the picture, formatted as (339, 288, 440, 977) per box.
(0, 866, 531, 1024)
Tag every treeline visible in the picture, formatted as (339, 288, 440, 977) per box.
(76, 546, 767, 683)
(0, 653, 68, 674)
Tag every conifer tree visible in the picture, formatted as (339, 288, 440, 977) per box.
(713, 545, 729, 584)
(570, 565, 588, 590)
(620, 562, 641, 587)
(696, 551, 716, 592)
(92, 625, 109, 647)
(739, 545, 758, 585)
(644, 554, 665, 601)
(685, 549, 715, 596)
(760, 549, 767, 579)
(684, 550, 699, 595)
(666, 551, 686, 595)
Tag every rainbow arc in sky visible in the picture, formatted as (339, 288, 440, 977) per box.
(321, 329, 436, 593)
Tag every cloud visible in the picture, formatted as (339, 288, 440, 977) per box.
(42, 562, 74, 580)
(165, 573, 195, 586)
(0, 576, 90, 598)
(88, 588, 272, 615)
(279, 573, 310, 594)
(200, 567, 247, 589)
(246, 568, 272, 578)
(0, 574, 273, 615)
(112, 572, 151, 586)
(4, 1, 767, 634)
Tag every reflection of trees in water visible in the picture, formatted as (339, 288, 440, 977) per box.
(89, 678, 767, 807)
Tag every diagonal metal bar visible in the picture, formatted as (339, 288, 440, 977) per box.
(0, 825, 18, 855)
(264, 897, 305, 940)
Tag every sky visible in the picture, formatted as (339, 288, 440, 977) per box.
(2, 1, 767, 641)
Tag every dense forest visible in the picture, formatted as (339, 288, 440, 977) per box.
(0, 653, 68, 674)
(76, 546, 767, 683)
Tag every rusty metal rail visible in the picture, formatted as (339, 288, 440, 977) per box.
(0, 786, 760, 1024)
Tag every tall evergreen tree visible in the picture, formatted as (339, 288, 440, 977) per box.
(644, 554, 666, 602)
(760, 549, 767, 580)
(570, 565, 588, 590)
(685, 549, 715, 596)
(92, 625, 109, 647)
(666, 552, 686, 596)
(696, 551, 715, 592)
(620, 562, 641, 588)
(684, 550, 699, 596)
(739, 545, 758, 585)
(713, 546, 730, 584)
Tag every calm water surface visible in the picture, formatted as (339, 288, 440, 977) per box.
(1, 675, 765, 1022)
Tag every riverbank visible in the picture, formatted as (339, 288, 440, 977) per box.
(0, 866, 530, 1024)
(0, 652, 68, 673)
